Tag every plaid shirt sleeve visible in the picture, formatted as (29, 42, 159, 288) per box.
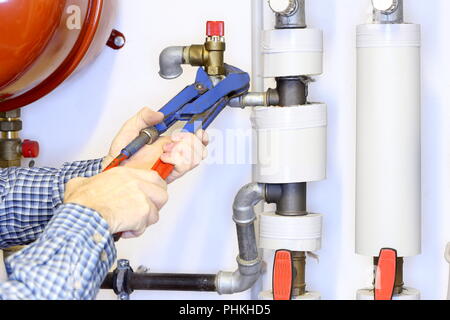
(0, 159, 117, 300)
(1, 204, 116, 300)
(0, 159, 104, 248)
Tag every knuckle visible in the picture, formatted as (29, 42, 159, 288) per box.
(149, 211, 160, 225)
(161, 191, 169, 206)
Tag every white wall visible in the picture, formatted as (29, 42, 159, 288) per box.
(2, 0, 449, 300)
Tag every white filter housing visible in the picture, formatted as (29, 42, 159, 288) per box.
(259, 212, 322, 251)
(262, 28, 323, 78)
(251, 104, 327, 184)
(356, 23, 422, 257)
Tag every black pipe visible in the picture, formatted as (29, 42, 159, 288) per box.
(266, 183, 307, 216)
(276, 77, 307, 107)
(101, 272, 217, 292)
(236, 223, 259, 261)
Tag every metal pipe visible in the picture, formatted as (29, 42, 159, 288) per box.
(276, 77, 307, 106)
(101, 273, 217, 292)
(265, 183, 307, 216)
(271, 0, 307, 29)
(228, 89, 279, 108)
(102, 183, 265, 296)
(372, 0, 404, 24)
(158, 46, 186, 80)
(216, 183, 265, 294)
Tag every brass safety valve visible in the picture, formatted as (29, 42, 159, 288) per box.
(184, 21, 226, 76)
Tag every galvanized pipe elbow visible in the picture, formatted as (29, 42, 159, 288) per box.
(233, 183, 265, 224)
(159, 46, 186, 80)
(216, 183, 265, 295)
(217, 268, 261, 295)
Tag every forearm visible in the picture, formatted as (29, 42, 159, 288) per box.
(0, 204, 116, 300)
(0, 159, 103, 248)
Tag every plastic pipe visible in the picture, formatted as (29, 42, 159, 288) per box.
(251, 0, 264, 92)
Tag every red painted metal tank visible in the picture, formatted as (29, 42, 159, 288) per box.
(0, 0, 119, 111)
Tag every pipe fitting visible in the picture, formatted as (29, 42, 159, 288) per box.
(216, 268, 262, 295)
(372, 0, 404, 24)
(216, 183, 265, 295)
(159, 46, 186, 80)
(102, 183, 266, 296)
(232, 183, 265, 224)
(271, 0, 307, 29)
(228, 89, 279, 108)
(185, 41, 226, 76)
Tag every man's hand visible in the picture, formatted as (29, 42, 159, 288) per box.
(103, 108, 168, 172)
(64, 167, 168, 239)
(104, 107, 209, 183)
(160, 131, 209, 184)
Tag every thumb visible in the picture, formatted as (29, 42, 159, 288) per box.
(135, 107, 164, 129)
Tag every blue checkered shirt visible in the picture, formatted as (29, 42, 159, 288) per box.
(0, 159, 116, 300)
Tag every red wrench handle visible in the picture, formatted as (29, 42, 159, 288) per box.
(152, 159, 175, 180)
(113, 159, 174, 242)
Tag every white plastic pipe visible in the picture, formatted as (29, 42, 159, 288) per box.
(251, 0, 264, 92)
(355, 23, 422, 257)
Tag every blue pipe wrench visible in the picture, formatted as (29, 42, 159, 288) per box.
(154, 64, 250, 135)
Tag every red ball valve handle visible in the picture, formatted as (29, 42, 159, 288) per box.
(374, 248, 397, 300)
(273, 250, 294, 300)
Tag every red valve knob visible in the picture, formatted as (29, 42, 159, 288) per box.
(22, 140, 40, 158)
(206, 21, 225, 37)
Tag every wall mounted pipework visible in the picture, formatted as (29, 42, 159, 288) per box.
(254, 0, 325, 300)
(102, 183, 266, 297)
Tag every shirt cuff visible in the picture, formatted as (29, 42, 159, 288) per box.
(6, 203, 116, 300)
(53, 159, 103, 206)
